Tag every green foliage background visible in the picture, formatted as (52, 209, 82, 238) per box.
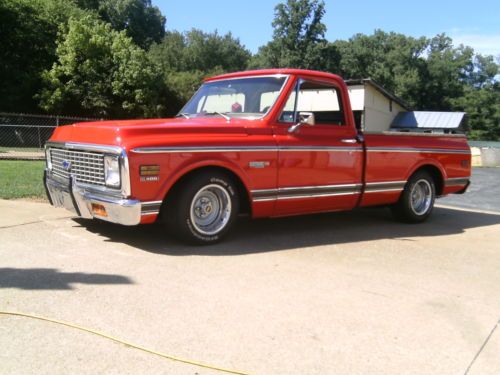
(0, 0, 498, 139)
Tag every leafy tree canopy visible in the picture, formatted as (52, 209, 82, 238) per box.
(148, 29, 251, 114)
(0, 0, 89, 112)
(251, 0, 338, 71)
(39, 15, 165, 118)
(73, 0, 166, 49)
(149, 29, 251, 73)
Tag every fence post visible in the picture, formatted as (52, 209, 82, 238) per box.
(37, 124, 42, 149)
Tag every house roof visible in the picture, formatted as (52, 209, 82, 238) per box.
(345, 79, 411, 111)
(391, 111, 466, 129)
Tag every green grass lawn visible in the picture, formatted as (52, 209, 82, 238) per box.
(0, 160, 47, 200)
(0, 147, 43, 153)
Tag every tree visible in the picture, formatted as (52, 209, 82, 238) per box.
(333, 31, 482, 111)
(74, 0, 166, 49)
(148, 29, 251, 115)
(39, 15, 166, 118)
(451, 54, 499, 141)
(0, 0, 88, 112)
(462, 54, 499, 88)
(149, 29, 251, 73)
(334, 30, 429, 108)
(452, 83, 500, 141)
(251, 0, 335, 70)
(419, 34, 474, 110)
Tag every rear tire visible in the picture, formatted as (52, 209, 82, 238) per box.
(164, 171, 239, 245)
(392, 171, 436, 223)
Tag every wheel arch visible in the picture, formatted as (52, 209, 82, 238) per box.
(407, 162, 445, 196)
(160, 163, 252, 216)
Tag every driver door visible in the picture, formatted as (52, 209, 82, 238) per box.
(272, 77, 363, 216)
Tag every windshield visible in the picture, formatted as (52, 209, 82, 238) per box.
(179, 75, 288, 119)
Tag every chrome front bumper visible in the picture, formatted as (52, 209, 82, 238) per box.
(44, 170, 159, 226)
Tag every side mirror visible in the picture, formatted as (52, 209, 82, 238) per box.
(288, 112, 316, 133)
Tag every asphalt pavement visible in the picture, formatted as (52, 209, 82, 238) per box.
(0, 168, 499, 375)
(439, 167, 500, 212)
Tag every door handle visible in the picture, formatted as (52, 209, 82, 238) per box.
(341, 138, 357, 144)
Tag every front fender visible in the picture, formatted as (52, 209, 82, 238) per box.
(156, 156, 252, 204)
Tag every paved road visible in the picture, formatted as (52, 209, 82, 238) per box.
(1, 169, 500, 375)
(439, 168, 500, 212)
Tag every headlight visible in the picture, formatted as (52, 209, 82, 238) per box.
(104, 155, 121, 188)
(45, 148, 52, 170)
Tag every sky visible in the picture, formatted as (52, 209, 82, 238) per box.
(154, 0, 500, 57)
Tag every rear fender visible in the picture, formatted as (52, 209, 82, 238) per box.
(405, 158, 447, 195)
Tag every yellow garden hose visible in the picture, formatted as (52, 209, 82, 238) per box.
(0, 311, 254, 375)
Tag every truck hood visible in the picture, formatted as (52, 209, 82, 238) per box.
(49, 117, 271, 151)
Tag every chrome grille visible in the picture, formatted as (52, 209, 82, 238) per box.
(50, 147, 105, 186)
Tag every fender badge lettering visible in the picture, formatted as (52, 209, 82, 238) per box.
(249, 161, 270, 169)
(141, 176, 160, 182)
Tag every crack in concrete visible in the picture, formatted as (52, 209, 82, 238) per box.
(463, 318, 500, 375)
(0, 217, 68, 229)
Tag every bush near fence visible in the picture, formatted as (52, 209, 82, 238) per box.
(0, 112, 101, 160)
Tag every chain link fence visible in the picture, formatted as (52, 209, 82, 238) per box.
(0, 112, 101, 160)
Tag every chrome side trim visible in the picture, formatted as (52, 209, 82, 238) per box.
(133, 145, 468, 154)
(363, 188, 405, 193)
(279, 183, 362, 194)
(132, 146, 362, 154)
(252, 191, 360, 202)
(252, 197, 278, 202)
(364, 181, 406, 193)
(279, 146, 362, 152)
(364, 131, 467, 138)
(251, 183, 363, 202)
(251, 181, 407, 201)
(132, 146, 277, 154)
(444, 177, 470, 187)
(251, 188, 279, 198)
(365, 180, 407, 186)
(277, 191, 360, 200)
(367, 147, 471, 155)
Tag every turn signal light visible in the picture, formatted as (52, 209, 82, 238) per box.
(91, 203, 108, 217)
(140, 165, 160, 176)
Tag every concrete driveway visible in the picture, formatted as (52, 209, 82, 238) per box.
(1, 169, 500, 375)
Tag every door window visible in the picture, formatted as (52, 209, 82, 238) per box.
(279, 80, 346, 125)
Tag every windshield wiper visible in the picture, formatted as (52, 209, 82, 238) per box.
(203, 111, 231, 121)
(176, 113, 191, 119)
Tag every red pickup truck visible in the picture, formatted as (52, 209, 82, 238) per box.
(44, 69, 471, 244)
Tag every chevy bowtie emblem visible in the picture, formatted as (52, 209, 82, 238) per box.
(62, 160, 72, 171)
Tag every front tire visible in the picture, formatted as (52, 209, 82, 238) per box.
(164, 171, 239, 245)
(392, 171, 436, 223)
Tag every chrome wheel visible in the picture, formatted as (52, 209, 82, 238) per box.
(190, 184, 232, 235)
(410, 179, 432, 215)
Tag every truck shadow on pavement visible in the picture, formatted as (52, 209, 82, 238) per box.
(73, 206, 500, 256)
(0, 268, 133, 290)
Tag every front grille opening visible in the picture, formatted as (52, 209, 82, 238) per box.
(50, 148, 106, 186)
